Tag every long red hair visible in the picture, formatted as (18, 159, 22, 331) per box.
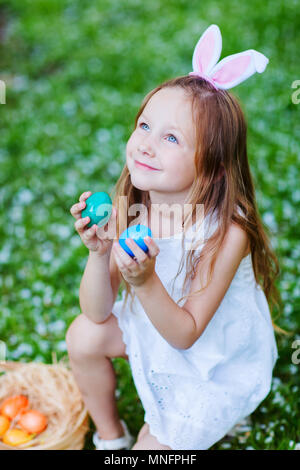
(111, 75, 291, 336)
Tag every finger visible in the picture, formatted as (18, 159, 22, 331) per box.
(96, 225, 110, 241)
(114, 242, 137, 266)
(82, 224, 98, 241)
(79, 191, 92, 203)
(74, 216, 91, 233)
(144, 237, 160, 257)
(70, 200, 88, 219)
(70, 192, 92, 218)
(125, 239, 148, 263)
(109, 206, 117, 217)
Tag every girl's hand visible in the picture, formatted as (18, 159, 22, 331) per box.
(112, 237, 160, 287)
(70, 191, 117, 257)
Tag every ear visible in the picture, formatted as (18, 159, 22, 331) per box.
(209, 49, 269, 89)
(190, 24, 222, 76)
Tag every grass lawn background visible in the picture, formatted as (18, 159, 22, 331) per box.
(0, 0, 299, 450)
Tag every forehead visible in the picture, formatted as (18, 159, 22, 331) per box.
(142, 87, 195, 141)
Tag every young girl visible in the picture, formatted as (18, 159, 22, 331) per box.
(67, 25, 287, 450)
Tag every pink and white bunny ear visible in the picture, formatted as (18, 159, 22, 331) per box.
(188, 24, 269, 90)
(208, 49, 269, 89)
(190, 24, 222, 76)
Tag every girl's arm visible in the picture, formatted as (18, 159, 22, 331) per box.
(79, 249, 121, 324)
(133, 223, 249, 350)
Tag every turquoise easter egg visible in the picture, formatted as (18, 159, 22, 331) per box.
(81, 192, 112, 228)
(119, 224, 152, 258)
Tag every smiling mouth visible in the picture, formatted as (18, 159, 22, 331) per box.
(134, 160, 160, 171)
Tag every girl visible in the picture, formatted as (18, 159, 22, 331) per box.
(67, 25, 288, 450)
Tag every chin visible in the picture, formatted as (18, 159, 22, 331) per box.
(129, 174, 151, 191)
(131, 179, 151, 191)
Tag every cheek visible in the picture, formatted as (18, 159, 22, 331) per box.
(126, 133, 140, 156)
(166, 154, 195, 181)
(166, 154, 190, 173)
(126, 136, 133, 154)
(126, 141, 135, 166)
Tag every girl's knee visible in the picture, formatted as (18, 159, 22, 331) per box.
(66, 313, 106, 361)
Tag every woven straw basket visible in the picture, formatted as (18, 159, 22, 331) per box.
(0, 359, 90, 450)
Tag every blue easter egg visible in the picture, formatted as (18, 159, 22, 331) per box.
(81, 192, 112, 228)
(119, 224, 152, 258)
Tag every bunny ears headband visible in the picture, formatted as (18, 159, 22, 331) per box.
(188, 24, 269, 90)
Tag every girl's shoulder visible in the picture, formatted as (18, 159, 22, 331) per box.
(234, 206, 250, 257)
(204, 205, 250, 256)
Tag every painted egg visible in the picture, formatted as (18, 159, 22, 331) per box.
(81, 192, 112, 228)
(119, 224, 152, 258)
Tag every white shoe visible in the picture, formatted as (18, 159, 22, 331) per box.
(226, 415, 252, 437)
(92, 420, 135, 450)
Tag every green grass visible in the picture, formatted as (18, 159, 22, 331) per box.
(0, 0, 299, 450)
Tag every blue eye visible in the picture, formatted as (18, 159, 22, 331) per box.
(167, 135, 178, 144)
(139, 122, 178, 144)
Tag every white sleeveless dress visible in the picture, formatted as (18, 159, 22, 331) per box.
(112, 209, 279, 450)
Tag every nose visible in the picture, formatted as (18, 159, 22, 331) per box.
(138, 140, 154, 157)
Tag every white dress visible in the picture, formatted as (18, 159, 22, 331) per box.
(112, 209, 279, 450)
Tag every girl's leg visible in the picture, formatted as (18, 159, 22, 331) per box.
(66, 313, 129, 440)
(131, 427, 172, 450)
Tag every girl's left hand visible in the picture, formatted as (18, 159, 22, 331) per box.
(112, 237, 160, 288)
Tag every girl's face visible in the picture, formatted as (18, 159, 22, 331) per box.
(126, 87, 197, 198)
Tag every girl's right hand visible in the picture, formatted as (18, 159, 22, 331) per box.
(70, 191, 117, 257)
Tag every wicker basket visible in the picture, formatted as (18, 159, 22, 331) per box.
(0, 360, 90, 450)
